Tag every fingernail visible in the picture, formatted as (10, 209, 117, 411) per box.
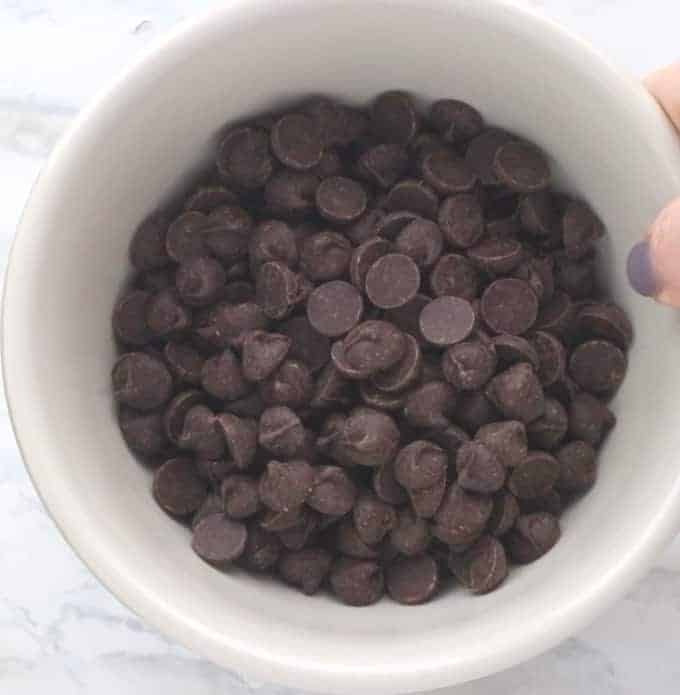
(627, 241, 659, 297)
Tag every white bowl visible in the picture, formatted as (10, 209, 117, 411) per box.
(5, 0, 680, 692)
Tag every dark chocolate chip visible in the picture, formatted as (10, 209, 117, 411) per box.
(130, 214, 170, 271)
(385, 179, 439, 220)
(372, 91, 419, 145)
(307, 281, 364, 337)
(249, 220, 299, 273)
(422, 149, 477, 195)
(358, 143, 410, 189)
(332, 320, 406, 379)
(429, 99, 483, 144)
(386, 554, 439, 605)
(258, 406, 305, 458)
(201, 348, 250, 401)
(259, 359, 313, 409)
(270, 113, 324, 171)
(242, 525, 282, 571)
(113, 352, 173, 411)
(315, 176, 368, 224)
(300, 230, 353, 281)
(485, 363, 545, 424)
(493, 141, 551, 193)
(433, 484, 493, 545)
(556, 440, 597, 492)
(192, 515, 247, 564)
(279, 547, 333, 595)
(508, 451, 560, 500)
(569, 339, 627, 394)
(467, 238, 525, 275)
(215, 413, 258, 470)
(442, 339, 497, 391)
(449, 535, 508, 594)
(194, 301, 268, 350)
(568, 392, 616, 447)
(163, 341, 204, 385)
(165, 212, 211, 262)
(403, 380, 457, 429)
(146, 289, 192, 338)
(456, 441, 505, 493)
(241, 330, 291, 382)
(264, 170, 319, 219)
(330, 557, 384, 606)
(505, 512, 560, 563)
(353, 493, 397, 545)
(372, 334, 422, 393)
(438, 194, 484, 249)
(259, 460, 315, 512)
(341, 406, 400, 467)
(153, 458, 208, 516)
(526, 397, 568, 450)
(420, 296, 476, 346)
(465, 129, 515, 185)
(481, 279, 538, 335)
(118, 407, 167, 457)
(217, 126, 273, 190)
(113, 290, 153, 346)
(365, 253, 421, 309)
(486, 491, 520, 537)
(430, 253, 480, 300)
(395, 440, 448, 491)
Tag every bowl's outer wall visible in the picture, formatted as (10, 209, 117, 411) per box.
(5, 1, 680, 693)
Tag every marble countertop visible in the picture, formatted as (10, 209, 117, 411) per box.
(2, 1, 680, 693)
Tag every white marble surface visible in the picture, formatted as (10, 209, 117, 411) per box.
(2, 1, 680, 693)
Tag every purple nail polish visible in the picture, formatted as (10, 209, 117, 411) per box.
(627, 241, 659, 297)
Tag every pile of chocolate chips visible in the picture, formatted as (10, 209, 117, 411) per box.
(112, 91, 633, 606)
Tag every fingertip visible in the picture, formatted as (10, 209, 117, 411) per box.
(627, 240, 659, 297)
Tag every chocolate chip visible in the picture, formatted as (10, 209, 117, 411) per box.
(341, 407, 400, 467)
(345, 208, 386, 245)
(486, 363, 545, 424)
(449, 535, 508, 594)
(258, 406, 305, 458)
(409, 473, 447, 519)
(403, 380, 457, 429)
(270, 113, 324, 171)
(364, 253, 421, 309)
(165, 212, 211, 262)
(556, 440, 597, 492)
(185, 185, 238, 213)
(300, 230, 353, 281)
(372, 334, 422, 393)
(217, 126, 273, 189)
(146, 288, 191, 338)
(474, 420, 527, 469)
(194, 301, 268, 350)
(526, 397, 568, 450)
(306, 281, 364, 338)
(372, 91, 419, 145)
(508, 451, 560, 500)
(113, 290, 153, 346)
(358, 143, 409, 189)
(535, 291, 575, 338)
(420, 296, 476, 346)
(201, 349, 250, 401)
(569, 339, 626, 394)
(393, 218, 444, 268)
(421, 149, 477, 195)
(353, 493, 397, 545)
(178, 404, 225, 459)
(241, 330, 291, 382)
(372, 459, 408, 506)
(153, 458, 208, 516)
(390, 507, 431, 557)
(163, 342, 203, 385)
(519, 191, 559, 237)
(256, 261, 305, 320)
(191, 515, 247, 564)
(332, 320, 406, 379)
(576, 303, 633, 350)
(531, 330, 567, 387)
(455, 390, 499, 434)
(395, 440, 448, 491)
(438, 194, 484, 249)
(433, 484, 493, 545)
(442, 339, 497, 391)
(315, 176, 368, 224)
(385, 179, 439, 220)
(562, 200, 604, 260)
(385, 293, 430, 345)
(506, 512, 560, 563)
(259, 359, 313, 408)
(465, 129, 515, 185)
(215, 413, 258, 470)
(375, 210, 422, 239)
(277, 507, 320, 551)
(492, 334, 540, 371)
(330, 557, 384, 606)
(118, 407, 167, 457)
(336, 517, 380, 559)
(192, 494, 224, 529)
(223, 280, 254, 303)
(307, 465, 357, 516)
(493, 141, 550, 193)
(309, 362, 354, 410)
(456, 441, 505, 493)
(279, 547, 332, 595)
(513, 256, 555, 306)
(259, 460, 315, 512)
(427, 424, 470, 457)
(467, 238, 525, 275)
(219, 474, 260, 520)
(113, 352, 173, 411)
(481, 279, 538, 335)
(203, 207, 253, 264)
(487, 491, 520, 537)
(386, 554, 439, 605)
(430, 253, 480, 300)
(130, 214, 170, 271)
(555, 254, 595, 299)
(242, 525, 282, 571)
(430, 99, 483, 144)
(568, 392, 615, 447)
(249, 220, 298, 272)
(264, 170, 319, 218)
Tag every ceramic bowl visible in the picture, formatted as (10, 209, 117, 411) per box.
(5, 1, 680, 692)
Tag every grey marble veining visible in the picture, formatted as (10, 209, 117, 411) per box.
(2, 1, 680, 693)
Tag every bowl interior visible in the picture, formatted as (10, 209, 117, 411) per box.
(6, 1, 680, 692)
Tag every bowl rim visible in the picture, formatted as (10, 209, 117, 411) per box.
(5, 0, 680, 692)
